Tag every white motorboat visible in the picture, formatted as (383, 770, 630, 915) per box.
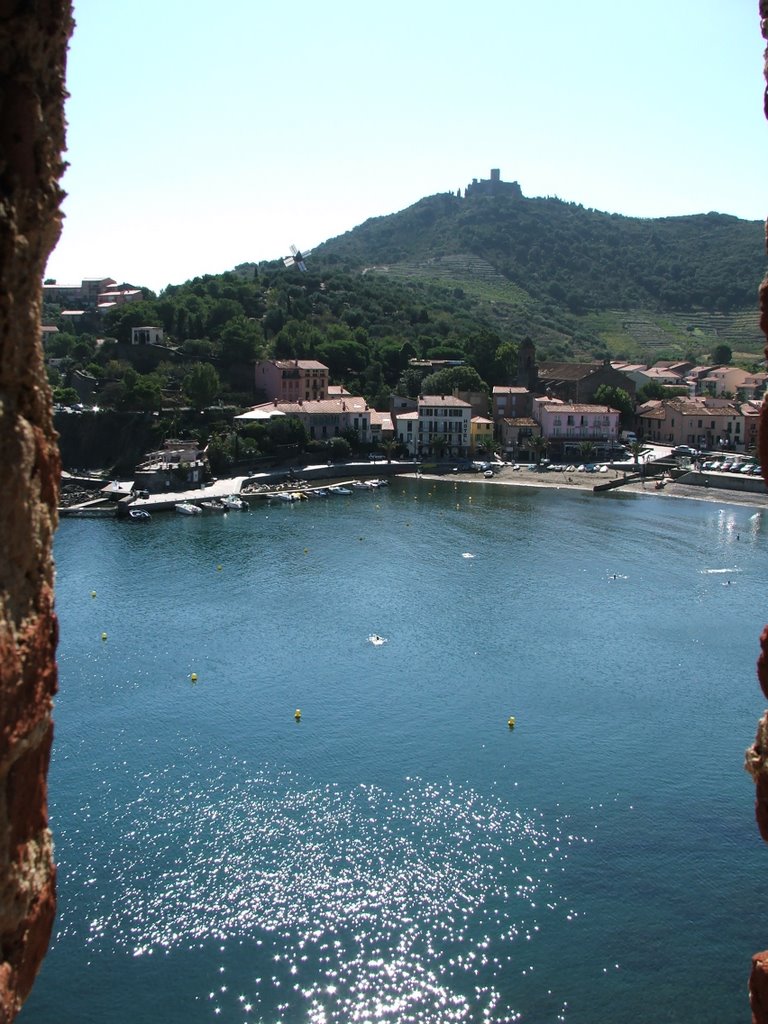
(175, 502, 202, 515)
(221, 494, 248, 510)
(128, 508, 151, 521)
(200, 499, 226, 512)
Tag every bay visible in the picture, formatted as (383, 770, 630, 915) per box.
(20, 479, 768, 1023)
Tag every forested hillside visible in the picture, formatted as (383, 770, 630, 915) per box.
(43, 188, 767, 421)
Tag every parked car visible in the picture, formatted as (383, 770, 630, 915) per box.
(672, 445, 699, 457)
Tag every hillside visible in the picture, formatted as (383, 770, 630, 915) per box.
(313, 188, 766, 356)
(43, 181, 768, 427)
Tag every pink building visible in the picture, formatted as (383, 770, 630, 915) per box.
(255, 359, 329, 403)
(533, 399, 620, 456)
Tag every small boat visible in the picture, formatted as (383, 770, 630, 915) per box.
(312, 488, 328, 497)
(200, 499, 226, 512)
(128, 508, 151, 521)
(175, 502, 202, 515)
(328, 486, 352, 495)
(276, 491, 295, 502)
(351, 480, 369, 490)
(221, 494, 248, 510)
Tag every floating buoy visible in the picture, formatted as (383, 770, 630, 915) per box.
(304, 548, 308, 554)
(216, 565, 222, 572)
(101, 632, 107, 641)
(91, 591, 97, 598)
(508, 716, 516, 729)
(294, 708, 302, 721)
(190, 672, 198, 683)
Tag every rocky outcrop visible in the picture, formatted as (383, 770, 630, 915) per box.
(745, 5, 768, 1022)
(0, 1, 72, 1020)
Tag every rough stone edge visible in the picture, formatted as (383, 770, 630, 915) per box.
(745, 4, 768, 1021)
(0, 2, 73, 1020)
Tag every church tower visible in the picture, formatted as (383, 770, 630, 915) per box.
(517, 336, 537, 391)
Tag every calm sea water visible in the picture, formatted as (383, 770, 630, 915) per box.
(20, 479, 768, 1023)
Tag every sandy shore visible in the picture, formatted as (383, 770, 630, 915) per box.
(408, 467, 768, 510)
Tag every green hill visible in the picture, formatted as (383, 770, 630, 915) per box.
(44, 181, 768, 425)
(313, 189, 766, 356)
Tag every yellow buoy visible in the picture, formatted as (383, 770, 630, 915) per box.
(508, 716, 516, 729)
(294, 708, 302, 721)
(91, 591, 97, 598)
(101, 632, 107, 641)
(304, 548, 308, 554)
(190, 672, 198, 683)
(216, 565, 222, 571)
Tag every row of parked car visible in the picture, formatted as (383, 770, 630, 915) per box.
(702, 458, 762, 475)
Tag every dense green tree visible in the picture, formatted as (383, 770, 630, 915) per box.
(712, 343, 732, 365)
(219, 316, 264, 364)
(184, 363, 220, 410)
(593, 384, 634, 421)
(420, 365, 488, 395)
(637, 381, 688, 402)
(396, 365, 430, 397)
(465, 329, 503, 383)
(130, 375, 163, 412)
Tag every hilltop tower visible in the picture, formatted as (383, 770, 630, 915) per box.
(465, 168, 523, 199)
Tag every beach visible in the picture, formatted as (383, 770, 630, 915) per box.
(410, 464, 768, 509)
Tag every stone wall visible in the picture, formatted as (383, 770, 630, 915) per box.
(0, 2, 73, 1020)
(745, 5, 768, 1021)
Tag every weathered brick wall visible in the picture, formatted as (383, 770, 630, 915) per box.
(0, 2, 72, 1020)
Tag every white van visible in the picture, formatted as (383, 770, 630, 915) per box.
(621, 431, 638, 443)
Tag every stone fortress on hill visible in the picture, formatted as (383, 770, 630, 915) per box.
(464, 168, 523, 199)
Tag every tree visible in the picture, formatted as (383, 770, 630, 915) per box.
(627, 440, 648, 473)
(712, 343, 732, 365)
(184, 363, 220, 410)
(530, 435, 550, 464)
(593, 384, 634, 421)
(579, 441, 597, 462)
(131, 375, 163, 412)
(219, 316, 263, 364)
(465, 329, 503, 384)
(420, 365, 488, 395)
(637, 381, 688, 402)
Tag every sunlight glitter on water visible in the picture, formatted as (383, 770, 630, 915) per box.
(58, 760, 586, 1022)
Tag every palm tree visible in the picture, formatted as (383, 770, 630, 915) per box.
(579, 441, 596, 463)
(431, 434, 447, 460)
(530, 435, 550, 465)
(627, 439, 650, 478)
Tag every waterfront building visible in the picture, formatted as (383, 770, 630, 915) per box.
(470, 415, 494, 453)
(636, 395, 745, 450)
(492, 386, 532, 430)
(532, 398, 620, 457)
(394, 394, 472, 458)
(238, 396, 371, 444)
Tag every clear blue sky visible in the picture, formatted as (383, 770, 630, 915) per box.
(45, 0, 768, 294)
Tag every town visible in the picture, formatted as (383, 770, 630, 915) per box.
(45, 275, 766, 513)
